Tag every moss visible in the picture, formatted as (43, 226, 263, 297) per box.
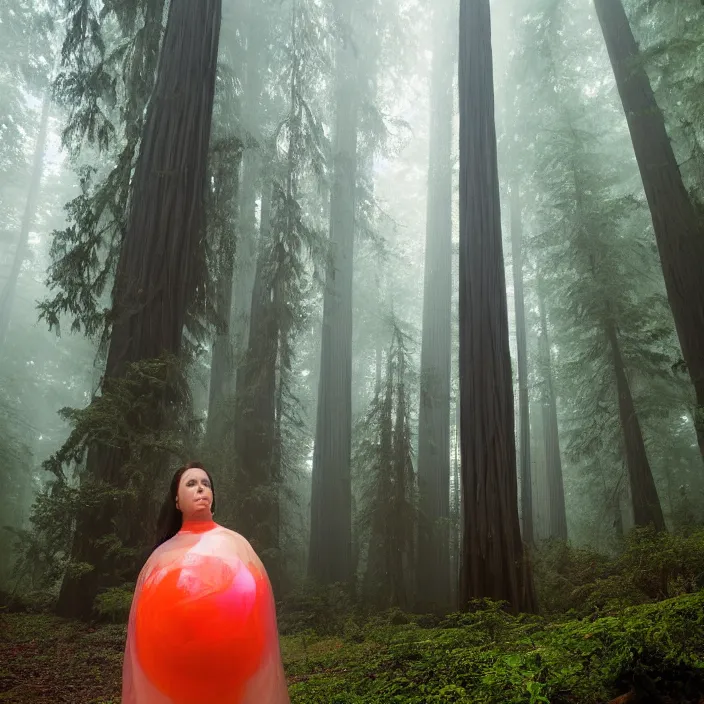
(285, 593, 704, 702)
(2, 592, 703, 702)
(532, 529, 704, 617)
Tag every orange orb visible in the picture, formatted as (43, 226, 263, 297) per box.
(135, 553, 268, 704)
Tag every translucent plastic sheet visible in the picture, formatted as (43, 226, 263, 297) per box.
(122, 521, 290, 703)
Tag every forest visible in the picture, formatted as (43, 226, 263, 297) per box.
(1, 0, 704, 702)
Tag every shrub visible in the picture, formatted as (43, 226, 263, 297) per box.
(0, 587, 57, 613)
(532, 528, 704, 617)
(619, 526, 704, 600)
(278, 582, 354, 635)
(93, 585, 134, 623)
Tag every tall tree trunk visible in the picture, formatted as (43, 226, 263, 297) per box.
(230, 3, 268, 391)
(416, 0, 455, 614)
(392, 344, 412, 610)
(0, 92, 50, 347)
(604, 318, 666, 530)
(529, 397, 547, 540)
(457, 0, 535, 613)
(537, 279, 567, 541)
(308, 0, 359, 587)
(204, 3, 242, 432)
(450, 398, 461, 609)
(509, 183, 533, 546)
(57, 0, 222, 619)
(594, 0, 704, 457)
(104, 0, 221, 375)
(611, 474, 625, 541)
(363, 357, 393, 606)
(205, 147, 242, 445)
(206, 0, 266, 448)
(233, 220, 278, 574)
(232, 177, 275, 524)
(233, 0, 304, 590)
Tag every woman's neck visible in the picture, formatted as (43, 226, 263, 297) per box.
(179, 516, 217, 533)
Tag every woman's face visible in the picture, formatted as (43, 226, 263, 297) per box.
(175, 467, 213, 520)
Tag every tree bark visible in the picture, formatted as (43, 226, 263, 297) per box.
(537, 279, 568, 541)
(529, 397, 547, 540)
(232, 0, 304, 589)
(392, 345, 411, 610)
(457, 0, 535, 613)
(0, 92, 50, 347)
(605, 318, 666, 530)
(363, 354, 393, 606)
(594, 0, 704, 457)
(450, 398, 461, 609)
(209, 0, 268, 464)
(57, 0, 222, 619)
(509, 183, 533, 546)
(308, 0, 359, 586)
(416, 0, 455, 614)
(230, 0, 268, 394)
(205, 145, 242, 445)
(233, 186, 278, 575)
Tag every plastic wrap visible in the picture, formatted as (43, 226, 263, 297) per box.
(122, 520, 289, 703)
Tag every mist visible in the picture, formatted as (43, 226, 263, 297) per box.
(1, 0, 704, 701)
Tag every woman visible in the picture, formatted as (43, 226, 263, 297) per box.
(122, 462, 290, 704)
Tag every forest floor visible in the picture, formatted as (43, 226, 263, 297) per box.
(2, 591, 704, 704)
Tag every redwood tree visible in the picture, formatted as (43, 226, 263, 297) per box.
(605, 316, 665, 530)
(232, 0, 324, 590)
(229, 0, 269, 399)
(204, 68, 243, 446)
(594, 0, 704, 457)
(509, 182, 533, 546)
(0, 92, 50, 347)
(416, 0, 455, 614)
(56, 0, 222, 619)
(308, 0, 359, 586)
(457, 0, 535, 612)
(536, 278, 567, 541)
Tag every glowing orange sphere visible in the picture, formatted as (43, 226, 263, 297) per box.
(134, 553, 269, 704)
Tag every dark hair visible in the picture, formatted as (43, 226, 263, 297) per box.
(154, 461, 216, 548)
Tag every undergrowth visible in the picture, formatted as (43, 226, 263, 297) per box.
(1, 528, 703, 702)
(284, 592, 704, 703)
(1, 592, 703, 702)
